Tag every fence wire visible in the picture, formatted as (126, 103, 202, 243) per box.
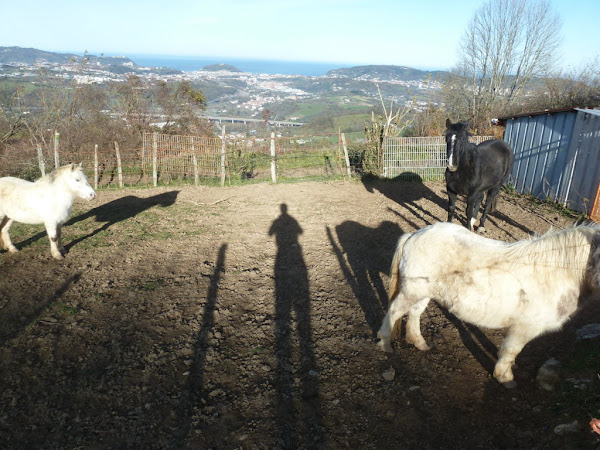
(3, 133, 493, 188)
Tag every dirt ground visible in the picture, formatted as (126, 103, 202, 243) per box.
(0, 178, 599, 449)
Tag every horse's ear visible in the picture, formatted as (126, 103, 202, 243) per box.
(464, 119, 471, 128)
(69, 163, 76, 171)
(445, 118, 452, 128)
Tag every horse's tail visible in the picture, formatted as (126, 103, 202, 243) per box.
(388, 232, 412, 302)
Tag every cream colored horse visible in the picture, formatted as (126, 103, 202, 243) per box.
(0, 164, 96, 259)
(378, 222, 600, 388)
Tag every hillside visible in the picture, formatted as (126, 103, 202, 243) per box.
(0, 46, 181, 75)
(327, 64, 449, 82)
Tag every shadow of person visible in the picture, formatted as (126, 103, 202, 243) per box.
(61, 190, 180, 251)
(268, 203, 323, 449)
(361, 173, 446, 226)
(327, 220, 402, 335)
(171, 243, 227, 447)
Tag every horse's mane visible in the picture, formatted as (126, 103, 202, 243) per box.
(36, 164, 76, 184)
(506, 222, 599, 276)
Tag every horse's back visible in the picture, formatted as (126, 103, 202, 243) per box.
(0, 176, 47, 223)
(0, 177, 33, 201)
(402, 222, 505, 268)
(478, 140, 514, 177)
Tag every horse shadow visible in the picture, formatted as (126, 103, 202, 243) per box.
(435, 305, 499, 376)
(63, 190, 180, 251)
(327, 220, 403, 335)
(361, 173, 447, 228)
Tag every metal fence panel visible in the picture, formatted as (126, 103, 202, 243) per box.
(504, 109, 600, 214)
(382, 136, 493, 181)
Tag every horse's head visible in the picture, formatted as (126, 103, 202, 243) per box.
(62, 163, 97, 201)
(444, 119, 472, 172)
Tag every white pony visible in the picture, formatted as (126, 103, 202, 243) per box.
(378, 222, 600, 388)
(0, 163, 96, 259)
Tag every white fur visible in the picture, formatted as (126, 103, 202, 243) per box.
(0, 164, 96, 259)
(447, 135, 457, 170)
(378, 222, 600, 387)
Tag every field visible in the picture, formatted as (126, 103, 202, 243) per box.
(0, 179, 599, 448)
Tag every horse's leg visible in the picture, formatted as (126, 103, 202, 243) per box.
(465, 193, 483, 231)
(447, 190, 458, 223)
(0, 217, 18, 253)
(405, 298, 431, 351)
(56, 224, 65, 256)
(377, 293, 415, 353)
(494, 324, 544, 388)
(478, 186, 501, 232)
(45, 222, 65, 260)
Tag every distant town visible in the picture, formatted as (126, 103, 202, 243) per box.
(0, 47, 446, 129)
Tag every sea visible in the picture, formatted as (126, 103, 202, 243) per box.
(128, 54, 352, 76)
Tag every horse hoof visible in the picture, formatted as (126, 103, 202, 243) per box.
(377, 340, 394, 353)
(8, 246, 19, 253)
(477, 226, 486, 233)
(52, 253, 65, 260)
(415, 341, 431, 351)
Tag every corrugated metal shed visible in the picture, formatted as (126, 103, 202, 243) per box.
(500, 107, 600, 215)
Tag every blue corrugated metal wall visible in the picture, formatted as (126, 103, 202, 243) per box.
(504, 109, 600, 214)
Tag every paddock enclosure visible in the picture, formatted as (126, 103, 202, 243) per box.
(0, 180, 598, 448)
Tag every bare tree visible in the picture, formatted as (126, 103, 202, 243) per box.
(445, 0, 561, 130)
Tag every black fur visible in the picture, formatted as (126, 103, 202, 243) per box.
(444, 120, 514, 231)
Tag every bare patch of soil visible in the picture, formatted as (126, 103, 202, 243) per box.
(0, 179, 598, 449)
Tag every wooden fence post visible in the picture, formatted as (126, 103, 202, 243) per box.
(220, 127, 226, 187)
(37, 146, 45, 176)
(341, 133, 352, 179)
(94, 144, 98, 190)
(270, 132, 277, 183)
(114, 141, 123, 188)
(54, 131, 60, 168)
(192, 143, 199, 186)
(152, 132, 158, 187)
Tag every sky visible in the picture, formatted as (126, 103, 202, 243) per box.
(2, 0, 598, 71)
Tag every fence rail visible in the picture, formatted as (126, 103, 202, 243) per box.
(383, 136, 493, 180)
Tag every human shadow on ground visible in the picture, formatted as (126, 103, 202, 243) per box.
(268, 204, 323, 449)
(327, 220, 403, 336)
(171, 243, 227, 447)
(63, 190, 180, 251)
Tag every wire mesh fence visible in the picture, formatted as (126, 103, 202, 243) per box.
(383, 136, 493, 181)
(0, 132, 355, 188)
(1, 133, 495, 188)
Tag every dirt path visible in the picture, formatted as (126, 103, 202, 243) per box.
(0, 179, 598, 449)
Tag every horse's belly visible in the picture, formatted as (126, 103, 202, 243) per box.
(438, 282, 524, 329)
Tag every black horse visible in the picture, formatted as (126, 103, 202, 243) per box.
(444, 119, 514, 232)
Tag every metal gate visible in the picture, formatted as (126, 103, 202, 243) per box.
(382, 136, 492, 180)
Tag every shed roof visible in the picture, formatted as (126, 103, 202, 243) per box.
(497, 106, 600, 125)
